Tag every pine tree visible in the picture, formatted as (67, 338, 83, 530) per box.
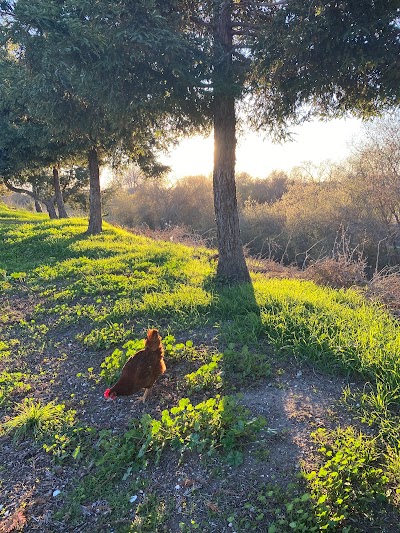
(183, 0, 399, 281)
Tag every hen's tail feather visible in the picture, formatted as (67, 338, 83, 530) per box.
(146, 328, 162, 351)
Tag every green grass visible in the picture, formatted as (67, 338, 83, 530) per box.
(1, 398, 75, 441)
(1, 202, 400, 531)
(0, 203, 398, 394)
(253, 277, 400, 379)
(8, 214, 397, 398)
(0, 202, 48, 222)
(3, 200, 398, 396)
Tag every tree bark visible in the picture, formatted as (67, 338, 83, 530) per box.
(42, 198, 58, 219)
(87, 148, 103, 234)
(212, 0, 250, 282)
(52, 166, 68, 218)
(32, 185, 43, 212)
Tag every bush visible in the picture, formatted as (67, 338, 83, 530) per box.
(240, 200, 286, 258)
(302, 256, 367, 289)
(366, 267, 400, 316)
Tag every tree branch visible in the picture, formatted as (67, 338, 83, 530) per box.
(232, 29, 258, 36)
(190, 15, 212, 28)
(235, 0, 288, 8)
(3, 178, 56, 205)
(0, 8, 15, 18)
(231, 22, 263, 30)
(3, 178, 37, 200)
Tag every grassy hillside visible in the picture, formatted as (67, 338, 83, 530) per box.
(1, 203, 399, 532)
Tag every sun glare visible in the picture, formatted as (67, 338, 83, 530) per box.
(162, 118, 362, 181)
(162, 136, 214, 181)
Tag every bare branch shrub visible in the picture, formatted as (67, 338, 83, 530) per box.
(366, 267, 400, 316)
(301, 255, 367, 289)
(247, 256, 299, 278)
(129, 224, 212, 248)
(301, 229, 367, 289)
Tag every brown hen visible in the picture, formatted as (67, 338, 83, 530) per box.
(104, 329, 165, 402)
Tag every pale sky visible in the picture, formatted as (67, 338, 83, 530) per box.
(161, 117, 363, 180)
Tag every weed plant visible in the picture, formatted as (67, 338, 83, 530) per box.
(222, 343, 271, 386)
(236, 486, 316, 533)
(129, 492, 171, 532)
(0, 340, 11, 358)
(307, 427, 390, 530)
(0, 371, 31, 407)
(139, 395, 265, 466)
(163, 335, 196, 360)
(184, 355, 223, 393)
(1, 398, 75, 442)
(79, 322, 133, 349)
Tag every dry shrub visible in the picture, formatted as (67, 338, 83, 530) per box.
(247, 257, 299, 278)
(366, 267, 400, 315)
(130, 224, 212, 248)
(247, 254, 370, 290)
(301, 256, 367, 289)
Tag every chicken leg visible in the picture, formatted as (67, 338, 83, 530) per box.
(140, 388, 151, 403)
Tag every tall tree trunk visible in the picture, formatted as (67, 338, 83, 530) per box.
(52, 166, 68, 218)
(212, 0, 250, 282)
(34, 200, 43, 213)
(87, 148, 102, 235)
(42, 198, 58, 219)
(32, 185, 43, 212)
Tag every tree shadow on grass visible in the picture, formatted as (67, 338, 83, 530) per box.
(203, 275, 264, 342)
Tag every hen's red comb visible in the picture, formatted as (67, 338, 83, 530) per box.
(104, 388, 111, 399)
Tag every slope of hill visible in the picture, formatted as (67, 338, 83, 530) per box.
(0, 203, 399, 532)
